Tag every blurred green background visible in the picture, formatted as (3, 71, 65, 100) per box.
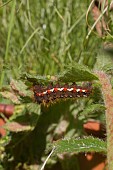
(0, 0, 100, 82)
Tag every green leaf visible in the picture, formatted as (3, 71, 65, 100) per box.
(82, 104, 105, 114)
(79, 104, 105, 120)
(10, 79, 32, 97)
(22, 63, 98, 85)
(21, 73, 52, 84)
(0, 91, 20, 104)
(4, 121, 33, 132)
(94, 49, 113, 72)
(5, 113, 40, 133)
(58, 63, 98, 83)
(54, 136, 107, 154)
(5, 104, 41, 132)
(0, 135, 11, 148)
(102, 63, 113, 73)
(26, 103, 41, 115)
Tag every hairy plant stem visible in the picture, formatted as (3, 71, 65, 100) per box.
(97, 71, 113, 169)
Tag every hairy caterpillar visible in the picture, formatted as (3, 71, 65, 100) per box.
(33, 83, 92, 104)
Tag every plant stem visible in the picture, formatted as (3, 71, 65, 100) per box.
(97, 71, 113, 170)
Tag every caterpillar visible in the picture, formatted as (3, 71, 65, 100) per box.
(33, 83, 92, 104)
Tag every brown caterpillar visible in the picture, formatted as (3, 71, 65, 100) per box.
(33, 83, 92, 104)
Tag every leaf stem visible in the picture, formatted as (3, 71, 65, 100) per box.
(40, 146, 56, 170)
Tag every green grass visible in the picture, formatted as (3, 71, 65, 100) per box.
(0, 0, 99, 79)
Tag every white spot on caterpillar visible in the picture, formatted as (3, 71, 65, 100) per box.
(50, 88, 54, 92)
(76, 89, 80, 92)
(82, 90, 86, 92)
(67, 88, 73, 91)
(58, 88, 64, 91)
(43, 91, 47, 94)
(83, 95, 87, 97)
